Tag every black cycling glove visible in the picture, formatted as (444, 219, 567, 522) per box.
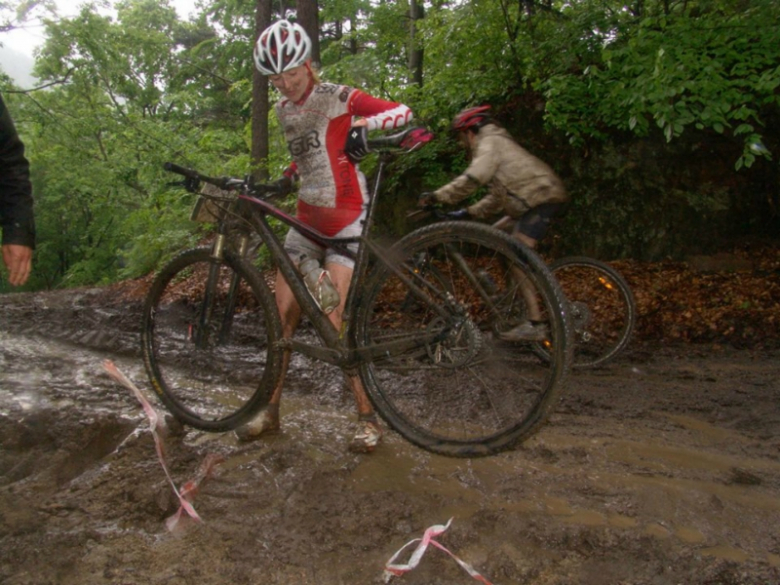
(344, 126, 370, 162)
(273, 176, 294, 196)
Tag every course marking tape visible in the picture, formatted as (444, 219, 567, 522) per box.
(165, 453, 222, 531)
(383, 518, 495, 584)
(103, 360, 204, 529)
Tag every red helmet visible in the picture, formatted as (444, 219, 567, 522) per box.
(452, 105, 492, 132)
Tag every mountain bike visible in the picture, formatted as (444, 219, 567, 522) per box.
(491, 216, 636, 368)
(140, 127, 573, 457)
(412, 211, 636, 369)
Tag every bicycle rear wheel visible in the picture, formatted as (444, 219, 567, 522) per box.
(538, 256, 636, 368)
(141, 247, 283, 431)
(355, 222, 572, 457)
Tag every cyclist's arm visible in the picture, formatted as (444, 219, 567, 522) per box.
(348, 91, 413, 131)
(433, 173, 481, 206)
(434, 139, 500, 207)
(466, 189, 506, 219)
(282, 162, 298, 181)
(0, 94, 35, 250)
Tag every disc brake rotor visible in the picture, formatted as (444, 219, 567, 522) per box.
(425, 317, 482, 368)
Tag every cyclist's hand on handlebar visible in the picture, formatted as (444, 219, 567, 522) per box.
(273, 176, 294, 196)
(344, 126, 370, 162)
(446, 208, 470, 220)
(418, 191, 437, 208)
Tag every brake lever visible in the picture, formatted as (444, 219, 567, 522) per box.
(183, 176, 201, 193)
(165, 177, 202, 193)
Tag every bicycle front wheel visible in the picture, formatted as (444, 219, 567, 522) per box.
(355, 222, 572, 457)
(539, 256, 636, 368)
(141, 248, 283, 432)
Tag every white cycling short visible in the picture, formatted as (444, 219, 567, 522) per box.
(283, 208, 365, 270)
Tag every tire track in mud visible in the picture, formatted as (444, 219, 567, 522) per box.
(1, 289, 779, 584)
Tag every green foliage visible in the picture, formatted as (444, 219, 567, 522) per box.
(2, 0, 777, 292)
(541, 0, 780, 170)
(542, 137, 768, 261)
(3, 0, 261, 289)
(414, 1, 523, 123)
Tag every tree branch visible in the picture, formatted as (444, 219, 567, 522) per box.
(4, 68, 75, 93)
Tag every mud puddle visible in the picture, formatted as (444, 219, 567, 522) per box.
(1, 291, 780, 584)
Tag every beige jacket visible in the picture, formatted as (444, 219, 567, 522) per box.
(434, 124, 567, 219)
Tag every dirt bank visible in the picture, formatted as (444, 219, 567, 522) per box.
(1, 286, 779, 584)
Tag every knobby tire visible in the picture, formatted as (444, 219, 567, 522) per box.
(355, 222, 573, 457)
(536, 256, 636, 368)
(141, 247, 283, 431)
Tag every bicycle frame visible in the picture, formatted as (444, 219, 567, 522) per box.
(148, 133, 574, 453)
(232, 150, 452, 371)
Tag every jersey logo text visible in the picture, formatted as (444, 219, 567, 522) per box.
(288, 130, 321, 156)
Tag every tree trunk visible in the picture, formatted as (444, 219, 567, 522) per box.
(251, 0, 272, 181)
(296, 0, 320, 67)
(408, 0, 424, 86)
(349, 15, 358, 55)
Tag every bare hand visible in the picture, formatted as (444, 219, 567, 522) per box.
(2, 244, 33, 286)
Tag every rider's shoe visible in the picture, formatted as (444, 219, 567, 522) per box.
(348, 416, 383, 453)
(499, 320, 549, 342)
(234, 404, 280, 442)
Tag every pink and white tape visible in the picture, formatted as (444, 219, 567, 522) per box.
(103, 360, 220, 531)
(164, 452, 223, 531)
(383, 518, 495, 584)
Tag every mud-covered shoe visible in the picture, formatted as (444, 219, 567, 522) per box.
(498, 320, 549, 342)
(234, 404, 280, 442)
(348, 417, 382, 453)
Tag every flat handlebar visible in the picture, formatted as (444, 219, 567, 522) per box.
(163, 163, 281, 196)
(164, 126, 433, 194)
(163, 162, 235, 191)
(163, 161, 201, 180)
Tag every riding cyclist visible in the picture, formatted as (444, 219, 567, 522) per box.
(234, 19, 414, 452)
(419, 105, 568, 341)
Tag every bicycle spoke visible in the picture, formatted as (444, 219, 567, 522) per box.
(141, 249, 282, 431)
(356, 222, 571, 457)
(544, 257, 636, 368)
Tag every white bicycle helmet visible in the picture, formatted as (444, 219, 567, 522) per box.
(253, 20, 312, 75)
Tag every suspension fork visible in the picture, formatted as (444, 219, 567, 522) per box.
(217, 232, 252, 343)
(195, 214, 250, 348)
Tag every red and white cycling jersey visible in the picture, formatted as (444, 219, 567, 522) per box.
(276, 83, 412, 236)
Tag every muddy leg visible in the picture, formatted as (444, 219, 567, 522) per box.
(234, 269, 300, 441)
(326, 263, 382, 453)
(512, 232, 542, 321)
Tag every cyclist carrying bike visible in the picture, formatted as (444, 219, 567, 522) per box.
(234, 19, 414, 452)
(419, 105, 568, 341)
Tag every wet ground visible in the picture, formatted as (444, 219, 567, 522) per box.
(1, 287, 779, 584)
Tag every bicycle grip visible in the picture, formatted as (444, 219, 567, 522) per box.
(164, 162, 199, 179)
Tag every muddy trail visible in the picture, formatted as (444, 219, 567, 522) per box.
(1, 287, 779, 585)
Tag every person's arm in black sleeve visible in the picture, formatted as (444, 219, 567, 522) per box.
(0, 93, 36, 286)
